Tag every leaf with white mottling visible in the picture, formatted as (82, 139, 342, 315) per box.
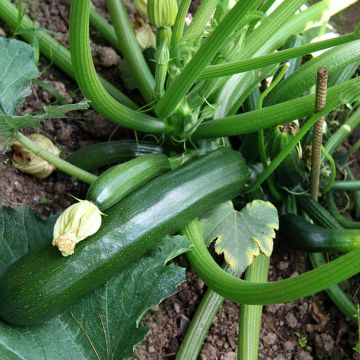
(201, 200, 278, 273)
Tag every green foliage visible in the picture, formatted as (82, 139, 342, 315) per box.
(0, 37, 39, 115)
(0, 101, 89, 138)
(0, 204, 189, 359)
(201, 200, 278, 273)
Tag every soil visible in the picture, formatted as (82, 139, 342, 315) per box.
(0, 1, 359, 359)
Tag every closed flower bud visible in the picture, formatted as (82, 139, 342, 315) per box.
(52, 200, 103, 256)
(136, 23, 156, 49)
(147, 0, 178, 28)
(12, 134, 60, 179)
(134, 0, 148, 16)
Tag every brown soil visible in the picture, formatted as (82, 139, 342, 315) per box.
(0, 2, 359, 360)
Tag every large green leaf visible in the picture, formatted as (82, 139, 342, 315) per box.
(0, 37, 39, 115)
(0, 101, 89, 138)
(0, 205, 189, 359)
(201, 200, 278, 273)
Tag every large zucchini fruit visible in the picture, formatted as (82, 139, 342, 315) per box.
(0, 148, 249, 326)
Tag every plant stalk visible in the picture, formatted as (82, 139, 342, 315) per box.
(176, 264, 232, 360)
(238, 254, 269, 360)
(106, 0, 155, 103)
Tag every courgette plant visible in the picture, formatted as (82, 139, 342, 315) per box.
(0, 0, 359, 358)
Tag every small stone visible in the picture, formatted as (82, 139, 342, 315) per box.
(98, 46, 121, 67)
(174, 302, 180, 314)
(263, 332, 277, 345)
(224, 351, 237, 360)
(295, 349, 313, 360)
(285, 312, 299, 328)
(315, 334, 334, 353)
(148, 345, 155, 353)
(284, 340, 296, 352)
(277, 261, 289, 270)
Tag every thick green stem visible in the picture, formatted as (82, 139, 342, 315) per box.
(170, 0, 191, 60)
(176, 264, 232, 360)
(0, 0, 136, 109)
(106, 0, 155, 103)
(309, 253, 358, 323)
(297, 196, 358, 323)
(14, 133, 97, 184)
(69, 0, 171, 134)
(89, 4, 122, 54)
(238, 254, 269, 360)
(193, 77, 360, 139)
(184, 218, 360, 304)
(180, 0, 219, 45)
(200, 33, 359, 79)
(332, 181, 360, 191)
(257, 63, 289, 201)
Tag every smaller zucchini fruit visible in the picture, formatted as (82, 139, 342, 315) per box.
(279, 214, 360, 252)
(87, 153, 170, 210)
(66, 140, 164, 171)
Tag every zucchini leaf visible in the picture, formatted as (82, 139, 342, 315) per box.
(201, 200, 278, 273)
(0, 101, 89, 138)
(0, 37, 89, 138)
(0, 204, 189, 359)
(0, 37, 39, 116)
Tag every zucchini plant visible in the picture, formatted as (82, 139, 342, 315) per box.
(0, 0, 359, 358)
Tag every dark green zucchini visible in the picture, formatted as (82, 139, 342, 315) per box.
(0, 148, 249, 326)
(66, 140, 164, 171)
(279, 214, 360, 252)
(87, 153, 170, 210)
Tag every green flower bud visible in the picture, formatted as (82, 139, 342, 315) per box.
(52, 200, 103, 256)
(136, 23, 156, 49)
(147, 0, 178, 28)
(12, 134, 60, 179)
(134, 0, 148, 16)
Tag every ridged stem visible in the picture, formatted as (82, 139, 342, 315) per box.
(297, 196, 358, 323)
(332, 181, 360, 191)
(184, 218, 360, 304)
(238, 254, 269, 360)
(89, 4, 122, 54)
(200, 33, 358, 79)
(257, 63, 289, 201)
(170, 0, 191, 61)
(106, 0, 155, 103)
(69, 0, 171, 134)
(176, 264, 232, 360)
(193, 77, 360, 139)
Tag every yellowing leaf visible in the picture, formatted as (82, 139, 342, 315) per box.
(200, 200, 279, 273)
